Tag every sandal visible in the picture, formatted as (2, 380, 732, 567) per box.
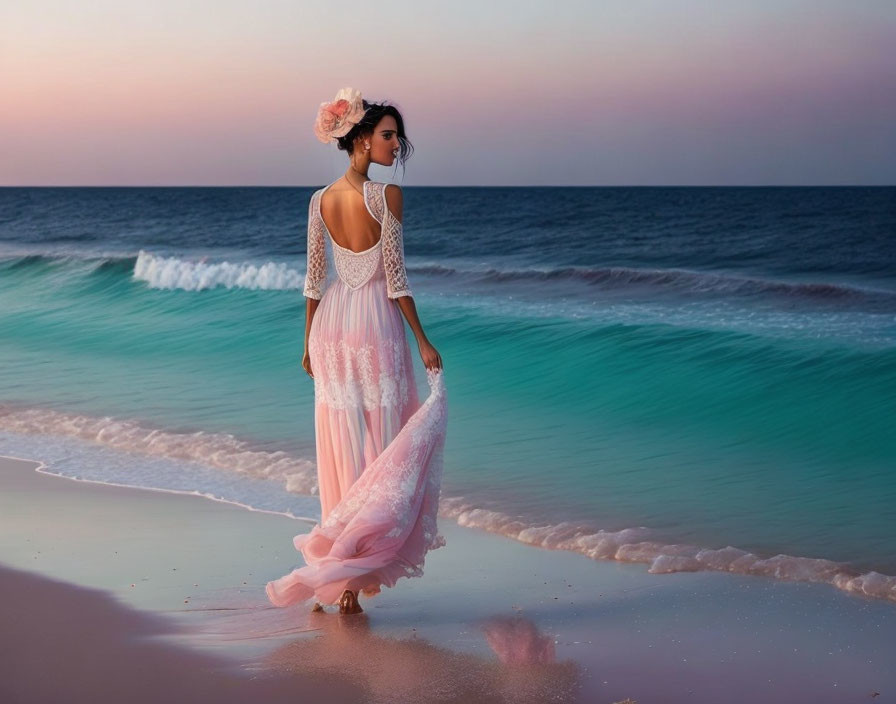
(310, 601, 325, 613)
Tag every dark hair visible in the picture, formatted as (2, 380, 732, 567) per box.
(335, 100, 414, 178)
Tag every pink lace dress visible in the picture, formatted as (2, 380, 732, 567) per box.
(265, 179, 447, 607)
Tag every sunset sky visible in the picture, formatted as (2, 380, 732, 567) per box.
(1, 0, 894, 185)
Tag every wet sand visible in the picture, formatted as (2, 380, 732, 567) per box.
(1, 454, 893, 703)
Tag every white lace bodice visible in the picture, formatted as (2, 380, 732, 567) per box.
(302, 180, 412, 300)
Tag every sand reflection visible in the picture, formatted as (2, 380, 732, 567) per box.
(263, 611, 580, 703)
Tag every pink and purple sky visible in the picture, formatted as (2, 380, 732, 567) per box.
(1, 0, 894, 185)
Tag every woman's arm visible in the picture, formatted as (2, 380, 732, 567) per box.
(385, 185, 442, 371)
(396, 296, 441, 370)
(302, 297, 320, 377)
(302, 191, 326, 378)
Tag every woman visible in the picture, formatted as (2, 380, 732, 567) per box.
(265, 87, 447, 615)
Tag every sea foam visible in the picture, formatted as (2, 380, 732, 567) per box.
(1, 402, 894, 605)
(0, 403, 316, 495)
(133, 250, 304, 291)
(437, 499, 896, 603)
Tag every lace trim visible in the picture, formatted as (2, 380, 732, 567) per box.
(310, 336, 411, 411)
(366, 181, 385, 223)
(330, 241, 382, 290)
(303, 190, 327, 299)
(320, 367, 447, 550)
(368, 182, 412, 299)
(304, 181, 412, 299)
(382, 208, 412, 299)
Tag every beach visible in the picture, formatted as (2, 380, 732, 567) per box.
(1, 454, 893, 703)
(4, 0, 895, 696)
(1, 185, 895, 702)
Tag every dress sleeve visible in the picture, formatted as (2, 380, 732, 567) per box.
(302, 191, 327, 300)
(381, 187, 412, 299)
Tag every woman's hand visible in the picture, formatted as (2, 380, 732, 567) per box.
(301, 348, 314, 379)
(418, 339, 443, 371)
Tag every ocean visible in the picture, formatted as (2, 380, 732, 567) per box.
(1, 185, 894, 600)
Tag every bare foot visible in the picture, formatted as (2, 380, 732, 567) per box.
(338, 589, 364, 615)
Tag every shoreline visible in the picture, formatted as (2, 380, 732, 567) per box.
(3, 415, 895, 606)
(1, 453, 894, 703)
(6, 452, 320, 525)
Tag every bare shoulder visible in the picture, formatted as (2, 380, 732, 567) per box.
(384, 183, 403, 222)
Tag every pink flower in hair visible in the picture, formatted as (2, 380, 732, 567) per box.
(314, 87, 366, 144)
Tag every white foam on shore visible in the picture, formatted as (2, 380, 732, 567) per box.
(0, 403, 316, 495)
(437, 497, 896, 603)
(2, 403, 894, 605)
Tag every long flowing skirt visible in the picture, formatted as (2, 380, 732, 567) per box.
(266, 279, 447, 607)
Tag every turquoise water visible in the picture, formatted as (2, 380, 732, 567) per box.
(1, 186, 895, 597)
(1, 250, 894, 574)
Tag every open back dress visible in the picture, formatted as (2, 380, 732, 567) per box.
(265, 179, 447, 607)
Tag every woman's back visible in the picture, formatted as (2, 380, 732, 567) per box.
(318, 179, 382, 254)
(303, 178, 419, 420)
(303, 179, 412, 300)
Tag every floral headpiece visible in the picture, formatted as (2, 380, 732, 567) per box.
(313, 87, 366, 144)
